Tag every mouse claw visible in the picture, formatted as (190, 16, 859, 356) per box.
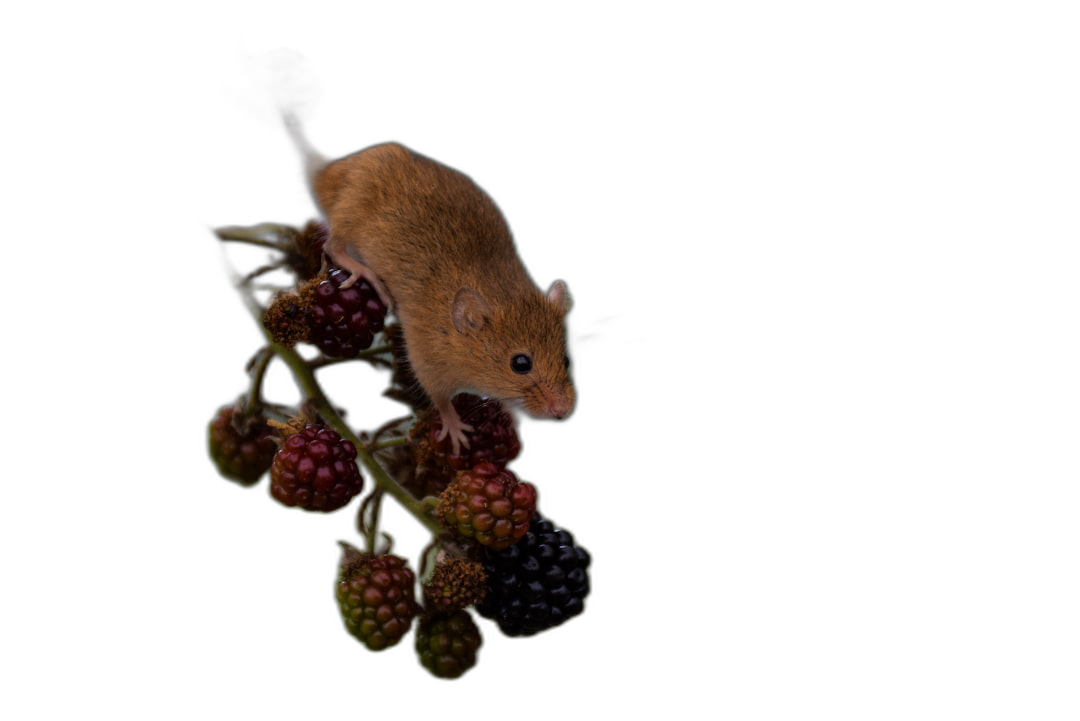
(324, 247, 394, 309)
(436, 410, 474, 456)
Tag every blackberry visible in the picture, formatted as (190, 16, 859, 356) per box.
(415, 610, 482, 679)
(270, 424, 363, 512)
(207, 405, 276, 485)
(476, 513, 591, 637)
(436, 463, 537, 550)
(336, 544, 419, 651)
(307, 267, 387, 358)
(412, 394, 520, 472)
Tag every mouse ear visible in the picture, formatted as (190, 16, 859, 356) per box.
(547, 280, 572, 313)
(452, 288, 491, 333)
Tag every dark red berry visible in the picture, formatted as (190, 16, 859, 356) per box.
(270, 424, 363, 511)
(420, 394, 521, 471)
(308, 267, 387, 358)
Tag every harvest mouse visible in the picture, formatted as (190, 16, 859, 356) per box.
(284, 115, 575, 453)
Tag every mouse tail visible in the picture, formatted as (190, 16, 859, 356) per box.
(278, 99, 328, 177)
(261, 48, 328, 177)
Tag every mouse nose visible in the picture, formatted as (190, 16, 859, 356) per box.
(547, 395, 573, 419)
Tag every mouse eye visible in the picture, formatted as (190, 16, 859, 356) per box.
(563, 355, 571, 370)
(510, 354, 532, 374)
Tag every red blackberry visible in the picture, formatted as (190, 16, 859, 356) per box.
(476, 513, 591, 637)
(415, 610, 482, 679)
(307, 267, 387, 358)
(436, 463, 537, 550)
(208, 405, 276, 485)
(270, 424, 363, 511)
(414, 394, 520, 471)
(336, 544, 419, 651)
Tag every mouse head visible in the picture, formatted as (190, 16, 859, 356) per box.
(451, 280, 575, 419)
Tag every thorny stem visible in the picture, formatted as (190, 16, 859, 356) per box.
(235, 279, 442, 537)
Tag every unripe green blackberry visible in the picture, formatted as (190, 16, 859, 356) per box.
(208, 405, 276, 485)
(336, 544, 419, 651)
(415, 610, 482, 679)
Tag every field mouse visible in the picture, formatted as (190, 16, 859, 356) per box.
(284, 115, 575, 453)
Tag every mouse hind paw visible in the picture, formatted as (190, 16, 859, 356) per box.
(324, 241, 394, 308)
(435, 406, 474, 457)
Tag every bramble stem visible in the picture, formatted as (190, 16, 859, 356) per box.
(307, 344, 393, 370)
(215, 223, 297, 251)
(364, 490, 384, 554)
(235, 280, 442, 537)
(368, 436, 411, 451)
(244, 347, 275, 415)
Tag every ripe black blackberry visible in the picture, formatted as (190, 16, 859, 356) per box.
(476, 513, 591, 637)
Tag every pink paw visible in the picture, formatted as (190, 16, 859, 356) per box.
(436, 413, 474, 456)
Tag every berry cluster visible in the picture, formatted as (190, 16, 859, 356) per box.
(209, 220, 590, 680)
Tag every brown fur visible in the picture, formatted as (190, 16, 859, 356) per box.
(312, 143, 575, 425)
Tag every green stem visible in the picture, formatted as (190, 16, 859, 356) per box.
(244, 347, 275, 415)
(307, 344, 393, 370)
(237, 283, 441, 536)
(215, 223, 297, 251)
(368, 436, 411, 452)
(365, 491, 383, 554)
